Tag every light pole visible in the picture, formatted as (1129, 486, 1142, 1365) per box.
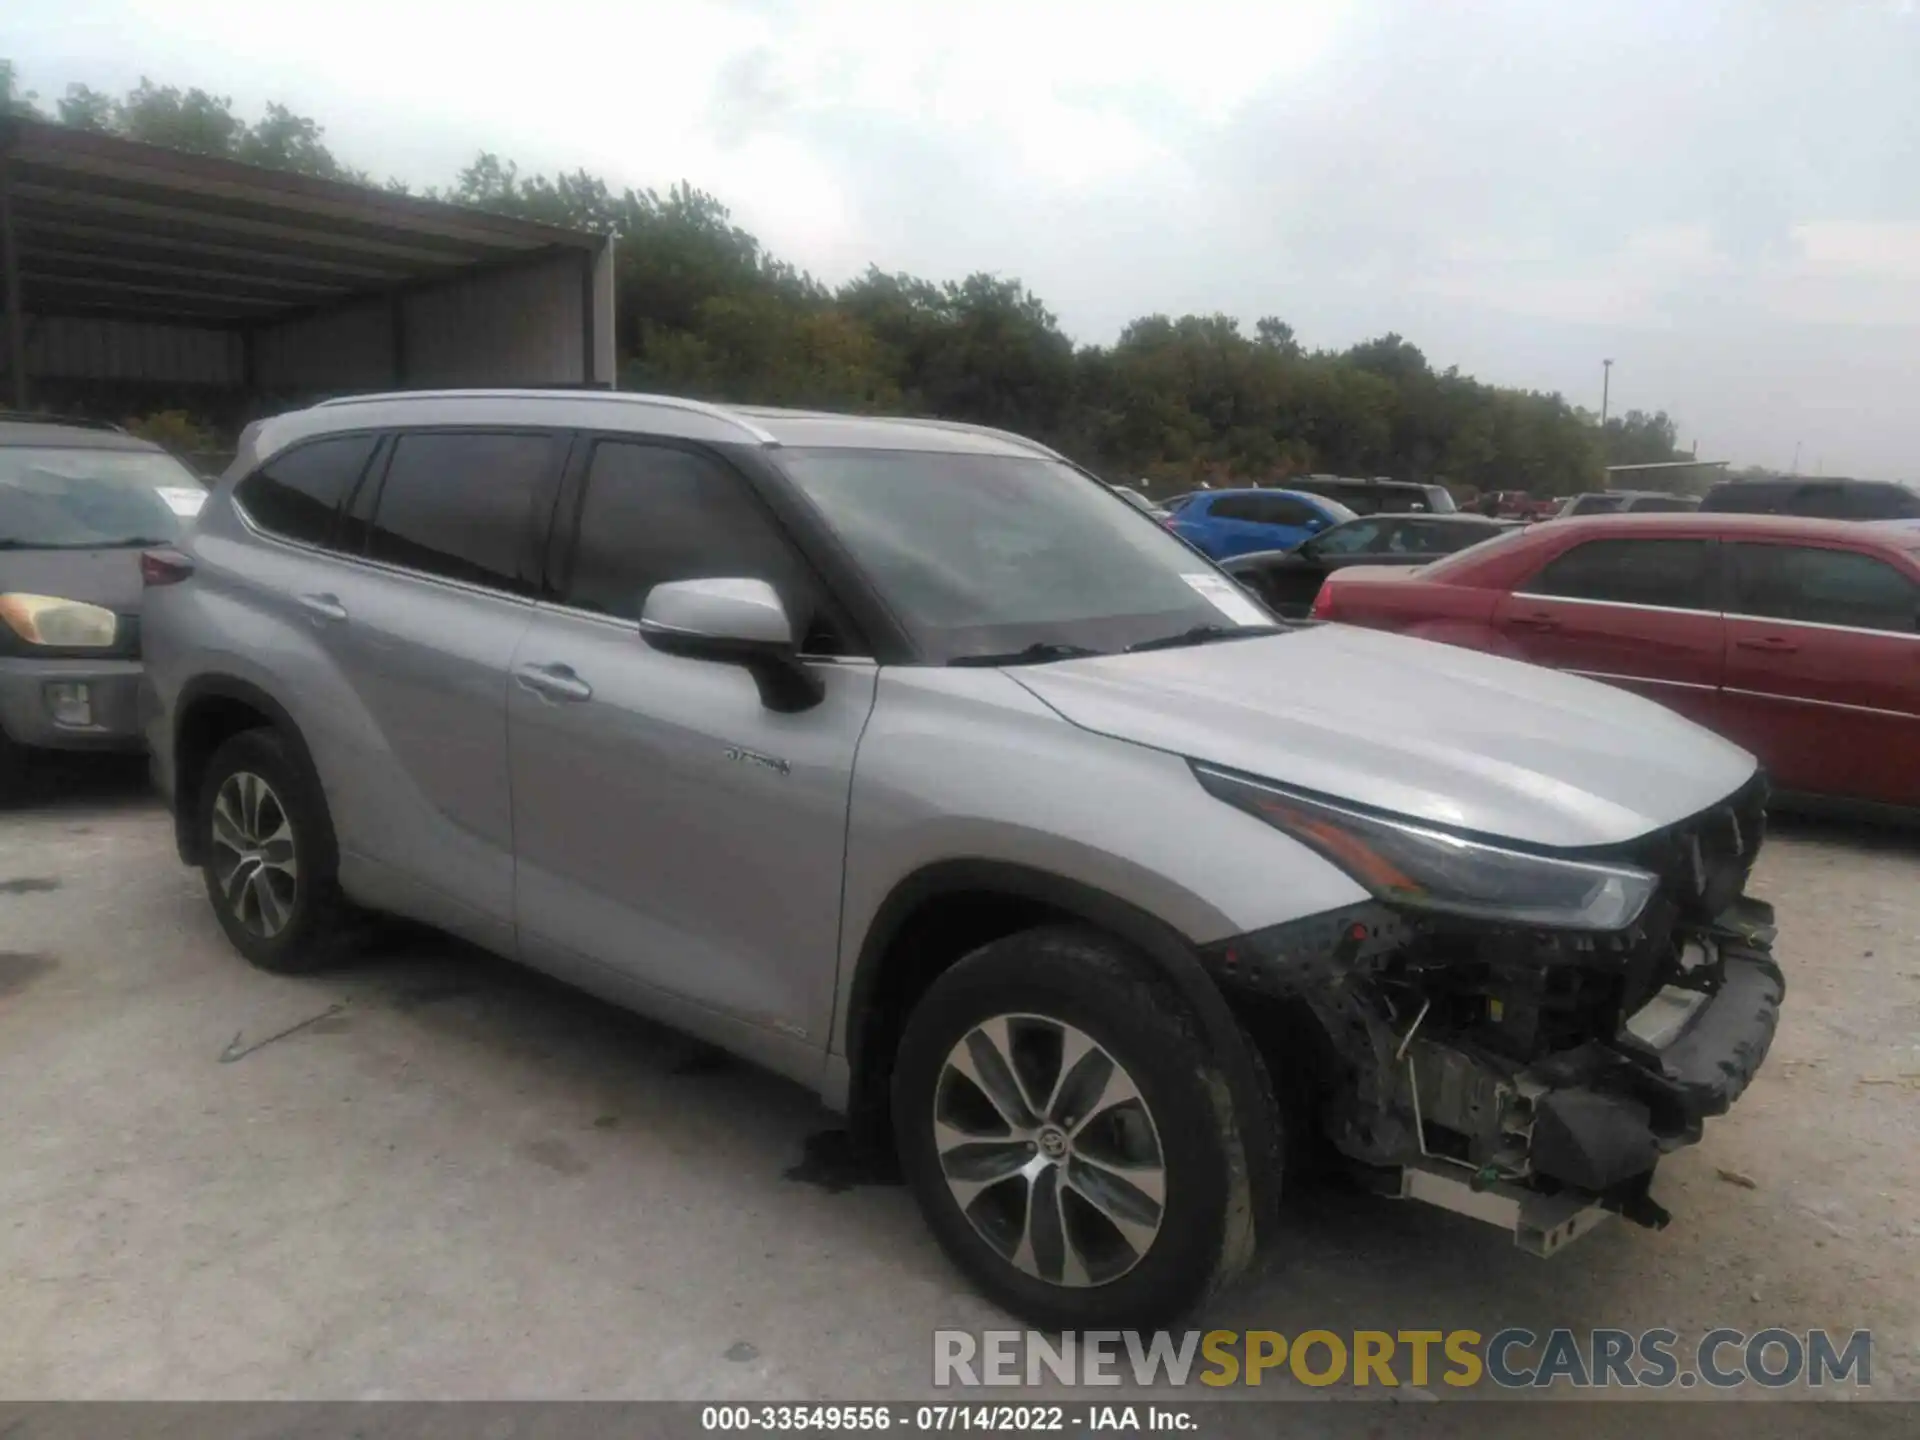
(1599, 358, 1614, 431)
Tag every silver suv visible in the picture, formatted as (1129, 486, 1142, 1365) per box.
(143, 390, 1784, 1328)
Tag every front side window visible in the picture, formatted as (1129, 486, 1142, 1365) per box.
(1729, 543, 1918, 633)
(1526, 538, 1715, 610)
(562, 440, 851, 653)
(3, 445, 207, 550)
(777, 448, 1277, 662)
(1310, 520, 1385, 556)
(363, 431, 558, 592)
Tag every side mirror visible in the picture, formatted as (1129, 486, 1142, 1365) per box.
(639, 577, 824, 713)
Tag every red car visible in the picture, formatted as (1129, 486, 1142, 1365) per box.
(1311, 513, 1920, 813)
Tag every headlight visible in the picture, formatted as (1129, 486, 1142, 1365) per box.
(1193, 763, 1658, 932)
(0, 593, 120, 648)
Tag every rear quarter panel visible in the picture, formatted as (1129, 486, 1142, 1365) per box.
(1319, 568, 1512, 653)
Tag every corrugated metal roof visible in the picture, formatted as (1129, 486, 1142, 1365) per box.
(0, 116, 603, 329)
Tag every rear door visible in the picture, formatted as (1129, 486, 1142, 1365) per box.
(1245, 493, 1331, 553)
(322, 427, 565, 949)
(1493, 536, 1725, 728)
(1721, 541, 1920, 806)
(1195, 495, 1278, 556)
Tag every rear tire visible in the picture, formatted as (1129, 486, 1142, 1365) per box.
(198, 728, 349, 974)
(892, 925, 1260, 1330)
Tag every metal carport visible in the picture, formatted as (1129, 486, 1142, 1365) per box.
(0, 116, 615, 417)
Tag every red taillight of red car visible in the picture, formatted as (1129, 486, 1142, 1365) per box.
(141, 548, 195, 586)
(1310, 582, 1336, 620)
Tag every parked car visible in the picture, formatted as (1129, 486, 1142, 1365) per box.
(1221, 513, 1517, 617)
(1700, 476, 1920, 521)
(144, 391, 1783, 1329)
(1167, 487, 1356, 558)
(0, 413, 208, 794)
(1283, 474, 1457, 516)
(1107, 484, 1171, 520)
(1556, 490, 1699, 518)
(1313, 512, 1920, 813)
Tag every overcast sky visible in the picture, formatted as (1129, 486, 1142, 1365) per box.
(10, 0, 1919, 477)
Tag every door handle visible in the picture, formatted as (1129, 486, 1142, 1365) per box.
(296, 592, 348, 624)
(514, 662, 593, 703)
(1508, 611, 1559, 631)
(1735, 635, 1799, 653)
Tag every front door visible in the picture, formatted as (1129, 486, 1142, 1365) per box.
(1719, 540, 1920, 806)
(507, 437, 877, 1052)
(1493, 535, 1725, 730)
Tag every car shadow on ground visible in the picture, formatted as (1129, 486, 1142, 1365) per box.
(11, 752, 157, 814)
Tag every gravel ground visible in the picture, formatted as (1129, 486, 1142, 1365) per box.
(1, 760, 1915, 1412)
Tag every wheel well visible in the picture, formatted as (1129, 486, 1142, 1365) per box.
(172, 693, 277, 864)
(845, 888, 1073, 1144)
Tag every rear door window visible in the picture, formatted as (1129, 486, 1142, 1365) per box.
(1207, 495, 1262, 522)
(361, 431, 562, 593)
(1252, 495, 1321, 528)
(1786, 484, 1849, 519)
(1841, 484, 1920, 520)
(1729, 544, 1918, 633)
(236, 434, 378, 548)
(1525, 538, 1716, 610)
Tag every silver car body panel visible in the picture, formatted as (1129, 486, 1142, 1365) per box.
(146, 391, 1764, 1119)
(1009, 625, 1758, 849)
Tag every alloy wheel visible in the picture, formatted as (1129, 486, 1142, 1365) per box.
(933, 1013, 1166, 1288)
(210, 770, 299, 939)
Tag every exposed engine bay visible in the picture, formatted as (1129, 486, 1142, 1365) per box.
(1201, 775, 1784, 1252)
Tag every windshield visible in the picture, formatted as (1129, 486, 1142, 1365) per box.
(0, 446, 203, 549)
(778, 448, 1278, 662)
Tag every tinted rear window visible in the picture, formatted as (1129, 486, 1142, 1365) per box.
(363, 431, 559, 592)
(1526, 538, 1716, 610)
(1729, 543, 1918, 633)
(236, 435, 377, 548)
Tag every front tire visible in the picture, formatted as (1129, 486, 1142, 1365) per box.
(893, 926, 1258, 1330)
(198, 728, 348, 974)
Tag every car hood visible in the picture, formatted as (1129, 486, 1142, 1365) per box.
(0, 548, 145, 613)
(1010, 625, 1757, 849)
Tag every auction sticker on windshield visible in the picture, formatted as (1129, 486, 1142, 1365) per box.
(1181, 572, 1270, 626)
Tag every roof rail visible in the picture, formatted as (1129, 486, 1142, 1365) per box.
(311, 388, 779, 444)
(867, 415, 1067, 462)
(0, 409, 128, 434)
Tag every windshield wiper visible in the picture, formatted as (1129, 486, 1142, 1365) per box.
(1126, 623, 1280, 653)
(949, 641, 1106, 667)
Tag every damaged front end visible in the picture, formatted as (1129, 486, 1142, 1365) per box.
(1193, 764, 1783, 1255)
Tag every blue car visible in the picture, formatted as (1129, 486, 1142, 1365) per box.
(1167, 488, 1357, 559)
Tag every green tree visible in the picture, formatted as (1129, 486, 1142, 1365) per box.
(2, 59, 41, 118)
(56, 84, 114, 130)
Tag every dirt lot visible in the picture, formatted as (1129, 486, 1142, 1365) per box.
(1, 761, 1916, 1405)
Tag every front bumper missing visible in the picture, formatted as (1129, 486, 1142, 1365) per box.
(1204, 895, 1785, 1255)
(1400, 1161, 1614, 1257)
